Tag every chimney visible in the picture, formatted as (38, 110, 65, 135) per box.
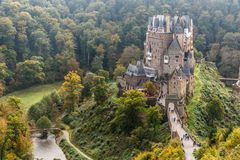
(166, 15, 170, 33)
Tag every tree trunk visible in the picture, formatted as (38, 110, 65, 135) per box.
(41, 129, 48, 139)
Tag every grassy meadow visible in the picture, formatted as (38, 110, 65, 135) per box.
(0, 82, 62, 110)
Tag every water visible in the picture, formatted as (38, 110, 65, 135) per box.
(32, 133, 66, 160)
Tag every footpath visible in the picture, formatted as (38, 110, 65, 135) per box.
(168, 103, 199, 160)
(62, 130, 93, 160)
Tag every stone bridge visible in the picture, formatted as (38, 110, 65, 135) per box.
(220, 77, 238, 86)
(30, 127, 61, 134)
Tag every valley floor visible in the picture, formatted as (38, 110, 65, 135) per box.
(0, 82, 61, 110)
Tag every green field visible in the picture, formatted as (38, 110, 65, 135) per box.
(0, 83, 61, 110)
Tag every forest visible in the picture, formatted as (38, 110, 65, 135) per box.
(0, 0, 240, 95)
(0, 0, 240, 160)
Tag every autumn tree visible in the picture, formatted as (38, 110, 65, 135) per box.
(144, 80, 157, 96)
(118, 45, 142, 67)
(61, 71, 83, 112)
(0, 97, 31, 160)
(133, 139, 184, 160)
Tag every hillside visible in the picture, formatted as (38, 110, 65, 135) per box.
(187, 63, 240, 140)
(63, 83, 170, 160)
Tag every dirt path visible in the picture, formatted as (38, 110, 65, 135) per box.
(62, 130, 93, 160)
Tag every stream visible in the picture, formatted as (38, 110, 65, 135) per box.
(32, 133, 66, 160)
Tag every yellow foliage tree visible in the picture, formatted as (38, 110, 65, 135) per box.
(196, 128, 240, 160)
(133, 139, 184, 160)
(133, 151, 156, 160)
(144, 80, 157, 96)
(61, 71, 83, 112)
(0, 118, 7, 148)
(225, 128, 240, 148)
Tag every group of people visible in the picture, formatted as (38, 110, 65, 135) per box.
(181, 133, 190, 141)
(181, 133, 198, 147)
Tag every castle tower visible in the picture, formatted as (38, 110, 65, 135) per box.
(144, 15, 194, 78)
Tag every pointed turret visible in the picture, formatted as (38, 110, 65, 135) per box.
(168, 35, 182, 52)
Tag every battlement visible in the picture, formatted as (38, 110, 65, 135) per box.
(148, 15, 193, 34)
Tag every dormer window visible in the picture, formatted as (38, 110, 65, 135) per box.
(164, 55, 169, 64)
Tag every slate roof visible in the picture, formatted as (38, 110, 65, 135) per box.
(144, 66, 158, 78)
(168, 36, 182, 52)
(182, 60, 192, 76)
(175, 67, 186, 78)
(126, 61, 145, 76)
(126, 61, 157, 78)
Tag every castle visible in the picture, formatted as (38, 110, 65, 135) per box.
(118, 15, 195, 114)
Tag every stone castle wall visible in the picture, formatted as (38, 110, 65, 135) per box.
(144, 32, 173, 76)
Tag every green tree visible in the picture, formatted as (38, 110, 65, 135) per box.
(206, 96, 224, 124)
(82, 72, 97, 98)
(30, 29, 50, 57)
(0, 46, 16, 70)
(15, 59, 45, 87)
(0, 63, 8, 82)
(194, 47, 203, 59)
(147, 105, 163, 128)
(36, 116, 52, 139)
(97, 69, 109, 81)
(110, 90, 146, 134)
(0, 63, 8, 96)
(113, 64, 126, 79)
(91, 55, 104, 72)
(91, 76, 109, 105)
(0, 17, 16, 48)
(55, 30, 76, 54)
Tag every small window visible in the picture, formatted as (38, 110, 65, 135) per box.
(164, 55, 169, 64)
